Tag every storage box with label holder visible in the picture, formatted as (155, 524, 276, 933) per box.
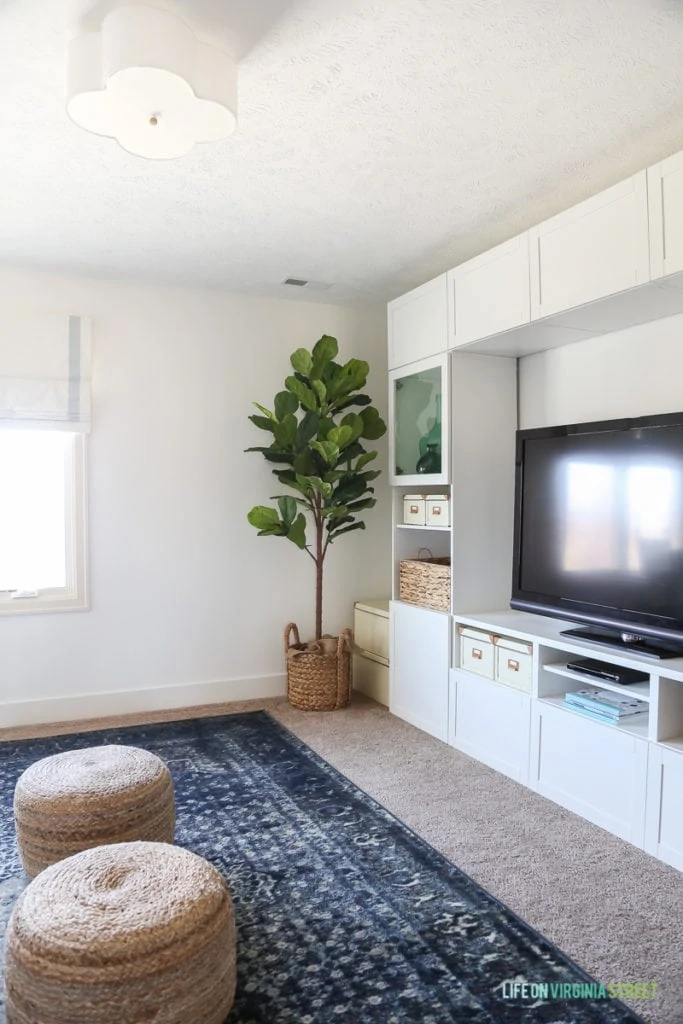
(403, 494, 426, 525)
(426, 493, 450, 527)
(494, 636, 533, 693)
(459, 626, 495, 678)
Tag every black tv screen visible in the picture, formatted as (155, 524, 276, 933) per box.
(511, 411, 683, 648)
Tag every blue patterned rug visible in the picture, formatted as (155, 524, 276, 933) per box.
(0, 711, 644, 1024)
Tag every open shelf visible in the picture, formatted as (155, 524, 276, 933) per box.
(544, 662, 651, 702)
(395, 523, 450, 532)
(538, 695, 649, 739)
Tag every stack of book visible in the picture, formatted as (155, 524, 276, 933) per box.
(563, 688, 648, 726)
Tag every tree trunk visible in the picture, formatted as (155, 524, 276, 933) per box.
(315, 513, 324, 639)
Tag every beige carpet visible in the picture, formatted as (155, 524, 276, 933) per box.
(2, 695, 682, 1024)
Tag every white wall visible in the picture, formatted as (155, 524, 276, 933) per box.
(519, 313, 683, 428)
(0, 266, 390, 726)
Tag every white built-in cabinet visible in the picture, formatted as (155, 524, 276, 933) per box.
(386, 143, 683, 874)
(387, 146, 683, 359)
(387, 274, 448, 369)
(448, 232, 530, 348)
(529, 172, 650, 320)
(648, 150, 683, 283)
(390, 601, 450, 741)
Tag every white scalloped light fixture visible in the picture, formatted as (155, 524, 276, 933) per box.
(66, 6, 237, 159)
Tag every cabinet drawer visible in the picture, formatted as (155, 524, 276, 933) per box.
(459, 627, 495, 678)
(354, 609, 390, 661)
(495, 639, 532, 693)
(353, 654, 389, 706)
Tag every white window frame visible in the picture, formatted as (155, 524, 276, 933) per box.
(0, 433, 89, 615)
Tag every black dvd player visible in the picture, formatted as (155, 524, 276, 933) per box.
(565, 658, 648, 686)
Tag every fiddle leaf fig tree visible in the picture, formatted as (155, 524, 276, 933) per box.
(246, 335, 386, 640)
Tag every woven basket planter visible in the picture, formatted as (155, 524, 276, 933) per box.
(284, 623, 353, 711)
(399, 551, 451, 612)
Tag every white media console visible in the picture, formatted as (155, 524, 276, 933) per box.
(447, 608, 683, 871)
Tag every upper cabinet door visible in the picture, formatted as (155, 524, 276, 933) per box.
(387, 274, 448, 370)
(529, 172, 650, 321)
(448, 232, 531, 348)
(648, 151, 683, 282)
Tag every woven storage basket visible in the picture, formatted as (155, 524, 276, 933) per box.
(399, 549, 451, 612)
(284, 623, 353, 711)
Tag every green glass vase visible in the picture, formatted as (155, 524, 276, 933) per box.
(416, 443, 441, 474)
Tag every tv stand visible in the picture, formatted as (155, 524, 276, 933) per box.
(560, 625, 683, 660)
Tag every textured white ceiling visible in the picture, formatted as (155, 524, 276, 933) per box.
(1, 0, 683, 304)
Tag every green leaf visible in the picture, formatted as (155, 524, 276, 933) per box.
(296, 411, 319, 449)
(310, 440, 340, 465)
(334, 394, 372, 411)
(328, 521, 366, 541)
(340, 441, 365, 462)
(359, 406, 387, 440)
(278, 495, 297, 526)
(253, 402, 276, 421)
(327, 425, 354, 449)
(296, 475, 333, 499)
(312, 335, 339, 366)
(311, 379, 327, 405)
(286, 513, 308, 549)
(327, 359, 369, 401)
(290, 348, 314, 377)
(333, 477, 368, 504)
(274, 390, 299, 421)
(273, 413, 297, 447)
(316, 418, 335, 441)
(340, 412, 364, 442)
(257, 526, 286, 537)
(344, 497, 377, 513)
(285, 376, 318, 412)
(248, 414, 276, 433)
(354, 450, 378, 470)
(321, 505, 350, 519)
(247, 506, 280, 530)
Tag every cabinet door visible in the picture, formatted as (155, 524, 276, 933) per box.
(389, 353, 449, 486)
(648, 151, 683, 281)
(530, 700, 648, 846)
(390, 601, 450, 741)
(644, 745, 683, 871)
(452, 670, 531, 783)
(387, 274, 448, 370)
(529, 172, 650, 320)
(448, 233, 531, 347)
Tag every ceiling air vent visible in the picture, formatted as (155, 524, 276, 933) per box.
(283, 278, 308, 287)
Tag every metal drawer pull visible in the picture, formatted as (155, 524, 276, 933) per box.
(410, 505, 419, 514)
(472, 648, 482, 660)
(432, 506, 441, 515)
(508, 659, 519, 671)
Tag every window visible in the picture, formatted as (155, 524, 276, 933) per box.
(0, 430, 87, 613)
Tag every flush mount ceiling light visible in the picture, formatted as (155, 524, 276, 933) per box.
(66, 5, 237, 159)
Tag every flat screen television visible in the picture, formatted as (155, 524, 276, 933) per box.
(511, 410, 683, 658)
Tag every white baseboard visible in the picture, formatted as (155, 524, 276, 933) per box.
(0, 674, 287, 729)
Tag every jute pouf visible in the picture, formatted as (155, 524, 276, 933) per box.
(3, 841, 237, 1024)
(14, 745, 175, 878)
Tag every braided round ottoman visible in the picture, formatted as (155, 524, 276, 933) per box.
(3, 841, 237, 1024)
(14, 745, 175, 878)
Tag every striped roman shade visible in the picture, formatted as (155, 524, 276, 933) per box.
(0, 312, 91, 432)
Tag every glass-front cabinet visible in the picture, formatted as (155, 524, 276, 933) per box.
(389, 353, 449, 486)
